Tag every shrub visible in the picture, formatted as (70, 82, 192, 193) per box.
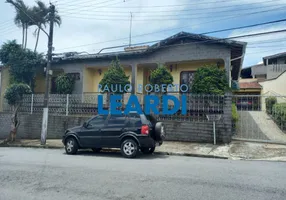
(55, 74, 75, 94)
(266, 97, 277, 114)
(149, 64, 173, 93)
(232, 103, 239, 131)
(272, 103, 286, 130)
(99, 57, 130, 94)
(232, 103, 239, 123)
(4, 83, 32, 105)
(191, 65, 229, 95)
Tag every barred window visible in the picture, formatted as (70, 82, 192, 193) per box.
(180, 71, 195, 93)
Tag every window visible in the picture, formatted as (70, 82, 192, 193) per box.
(89, 115, 108, 126)
(127, 113, 142, 127)
(67, 73, 80, 81)
(180, 71, 195, 93)
(108, 114, 127, 125)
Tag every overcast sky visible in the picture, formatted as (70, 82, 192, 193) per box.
(0, 0, 286, 67)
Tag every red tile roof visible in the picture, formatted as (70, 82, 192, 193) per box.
(239, 82, 262, 89)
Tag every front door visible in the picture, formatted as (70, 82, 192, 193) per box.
(79, 115, 108, 147)
(100, 114, 128, 148)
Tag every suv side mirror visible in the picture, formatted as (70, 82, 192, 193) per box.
(83, 122, 88, 128)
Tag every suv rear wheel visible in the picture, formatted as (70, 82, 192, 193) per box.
(155, 122, 165, 141)
(65, 137, 78, 155)
(121, 139, 138, 158)
(141, 147, 155, 154)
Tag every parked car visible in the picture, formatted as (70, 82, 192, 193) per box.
(62, 111, 165, 158)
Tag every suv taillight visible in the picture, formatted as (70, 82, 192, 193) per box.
(141, 125, 149, 135)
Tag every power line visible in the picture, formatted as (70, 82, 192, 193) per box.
(247, 47, 286, 54)
(60, 4, 286, 22)
(61, 5, 286, 21)
(59, 0, 282, 15)
(57, 0, 125, 11)
(55, 14, 286, 51)
(60, 3, 283, 18)
(77, 30, 286, 57)
(58, 0, 250, 10)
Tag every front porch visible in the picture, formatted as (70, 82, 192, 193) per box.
(81, 59, 225, 94)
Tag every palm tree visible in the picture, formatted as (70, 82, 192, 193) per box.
(6, 0, 33, 49)
(32, 0, 62, 52)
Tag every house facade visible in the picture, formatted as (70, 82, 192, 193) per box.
(1, 32, 246, 98)
(35, 32, 246, 95)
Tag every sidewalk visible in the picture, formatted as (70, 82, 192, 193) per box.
(1, 139, 286, 161)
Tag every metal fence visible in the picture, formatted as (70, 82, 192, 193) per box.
(2, 93, 225, 122)
(232, 94, 286, 144)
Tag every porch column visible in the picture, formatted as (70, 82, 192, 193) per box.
(131, 63, 137, 94)
(224, 57, 231, 88)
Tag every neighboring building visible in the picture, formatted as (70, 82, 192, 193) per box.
(31, 32, 246, 94)
(263, 52, 286, 79)
(243, 52, 286, 81)
(260, 71, 286, 96)
(235, 78, 262, 95)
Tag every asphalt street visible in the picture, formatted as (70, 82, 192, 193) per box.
(0, 147, 286, 200)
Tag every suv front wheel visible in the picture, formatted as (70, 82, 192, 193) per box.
(65, 137, 78, 155)
(121, 139, 138, 158)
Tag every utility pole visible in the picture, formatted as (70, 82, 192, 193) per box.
(41, 3, 55, 145)
(129, 12, 132, 47)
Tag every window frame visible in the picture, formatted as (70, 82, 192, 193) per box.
(180, 70, 196, 93)
(87, 115, 108, 127)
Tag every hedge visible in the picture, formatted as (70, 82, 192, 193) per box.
(272, 103, 286, 130)
(266, 97, 277, 114)
(232, 103, 239, 134)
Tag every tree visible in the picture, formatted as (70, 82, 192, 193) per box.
(2, 83, 32, 144)
(0, 40, 45, 91)
(191, 65, 229, 95)
(55, 74, 75, 94)
(6, 0, 33, 49)
(32, 0, 62, 52)
(99, 57, 130, 94)
(6, 0, 62, 51)
(149, 64, 173, 93)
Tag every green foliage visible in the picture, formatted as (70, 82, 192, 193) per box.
(99, 57, 130, 94)
(55, 74, 75, 94)
(4, 83, 32, 106)
(232, 103, 239, 122)
(149, 64, 173, 93)
(272, 103, 286, 130)
(191, 65, 229, 95)
(266, 97, 277, 114)
(0, 40, 44, 91)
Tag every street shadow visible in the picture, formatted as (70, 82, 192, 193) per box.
(63, 149, 169, 160)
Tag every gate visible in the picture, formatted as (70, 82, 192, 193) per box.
(232, 94, 286, 144)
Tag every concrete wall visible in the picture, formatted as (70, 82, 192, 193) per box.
(266, 64, 286, 80)
(0, 113, 90, 140)
(0, 94, 233, 144)
(260, 71, 286, 96)
(0, 112, 228, 143)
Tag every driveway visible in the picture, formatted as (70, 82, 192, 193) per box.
(0, 148, 286, 200)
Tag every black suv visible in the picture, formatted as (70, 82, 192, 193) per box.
(62, 111, 165, 158)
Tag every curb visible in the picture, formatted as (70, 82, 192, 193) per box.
(154, 151, 229, 159)
(0, 144, 64, 149)
(0, 143, 229, 159)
